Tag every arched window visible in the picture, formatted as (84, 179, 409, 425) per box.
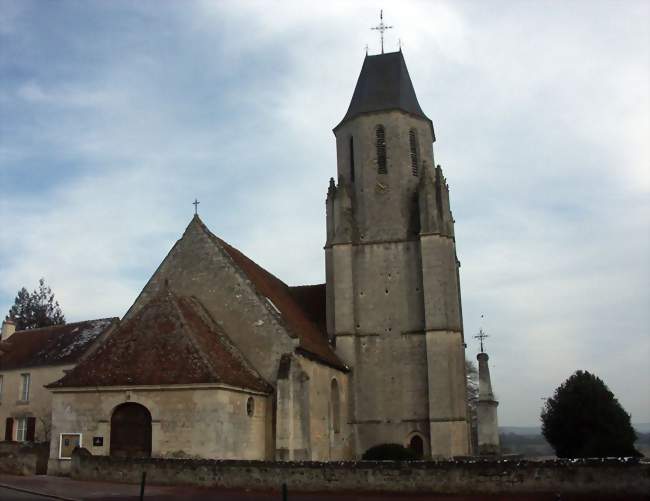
(409, 129, 419, 176)
(246, 397, 255, 417)
(408, 434, 424, 459)
(331, 379, 341, 433)
(349, 136, 355, 182)
(375, 125, 387, 174)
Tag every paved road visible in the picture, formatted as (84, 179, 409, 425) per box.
(0, 486, 57, 500)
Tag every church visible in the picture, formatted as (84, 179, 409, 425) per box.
(46, 48, 471, 473)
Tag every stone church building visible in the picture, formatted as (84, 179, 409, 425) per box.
(47, 50, 470, 472)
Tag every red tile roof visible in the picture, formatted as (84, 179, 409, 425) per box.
(49, 289, 272, 392)
(289, 284, 327, 335)
(195, 218, 345, 371)
(0, 318, 117, 370)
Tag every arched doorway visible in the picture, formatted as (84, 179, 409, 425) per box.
(110, 403, 152, 458)
(408, 434, 424, 459)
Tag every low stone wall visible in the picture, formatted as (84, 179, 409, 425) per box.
(71, 449, 649, 495)
(0, 441, 49, 475)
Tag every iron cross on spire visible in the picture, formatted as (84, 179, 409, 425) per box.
(371, 9, 393, 54)
(193, 198, 200, 215)
(474, 328, 489, 353)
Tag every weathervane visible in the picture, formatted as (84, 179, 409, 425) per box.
(474, 328, 489, 353)
(193, 198, 200, 215)
(371, 9, 393, 54)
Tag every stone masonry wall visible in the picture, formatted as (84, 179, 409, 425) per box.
(0, 441, 49, 475)
(71, 451, 649, 495)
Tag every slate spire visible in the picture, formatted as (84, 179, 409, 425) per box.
(334, 51, 432, 131)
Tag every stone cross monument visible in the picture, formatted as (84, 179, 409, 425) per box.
(475, 329, 500, 455)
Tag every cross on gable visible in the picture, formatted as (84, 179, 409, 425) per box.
(193, 198, 200, 215)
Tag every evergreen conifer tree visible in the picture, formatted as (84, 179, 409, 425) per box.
(541, 370, 640, 458)
(8, 278, 65, 330)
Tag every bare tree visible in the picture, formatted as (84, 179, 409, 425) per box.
(466, 359, 479, 454)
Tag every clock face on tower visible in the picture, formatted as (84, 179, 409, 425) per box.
(375, 181, 388, 193)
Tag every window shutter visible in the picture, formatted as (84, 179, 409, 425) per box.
(4, 418, 13, 441)
(26, 417, 36, 442)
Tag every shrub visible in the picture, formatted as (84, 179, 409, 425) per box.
(362, 443, 419, 461)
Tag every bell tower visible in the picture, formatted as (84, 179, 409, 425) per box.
(325, 50, 470, 458)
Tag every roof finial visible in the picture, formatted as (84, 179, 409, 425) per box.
(474, 328, 489, 354)
(371, 9, 393, 54)
(365, 44, 369, 56)
(193, 198, 200, 215)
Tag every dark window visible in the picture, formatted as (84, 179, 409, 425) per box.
(409, 129, 419, 176)
(331, 379, 341, 433)
(349, 136, 355, 182)
(4, 417, 13, 441)
(376, 125, 387, 174)
(25, 417, 36, 442)
(246, 397, 255, 417)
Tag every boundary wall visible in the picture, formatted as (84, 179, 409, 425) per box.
(0, 442, 49, 475)
(71, 449, 649, 495)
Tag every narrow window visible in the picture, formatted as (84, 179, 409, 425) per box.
(376, 125, 387, 174)
(331, 379, 341, 433)
(246, 397, 255, 417)
(409, 129, 419, 176)
(19, 373, 30, 402)
(349, 136, 355, 182)
(16, 417, 27, 442)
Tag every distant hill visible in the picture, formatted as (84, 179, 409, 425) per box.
(498, 424, 650, 458)
(633, 422, 650, 434)
(499, 426, 541, 436)
(500, 423, 650, 435)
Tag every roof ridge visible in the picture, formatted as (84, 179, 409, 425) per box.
(166, 292, 221, 382)
(194, 217, 291, 290)
(12, 317, 118, 335)
(183, 296, 270, 390)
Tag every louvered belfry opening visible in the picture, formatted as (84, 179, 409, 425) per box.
(376, 125, 387, 174)
(110, 402, 152, 458)
(409, 129, 419, 176)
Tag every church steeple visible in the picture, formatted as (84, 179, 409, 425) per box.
(335, 51, 433, 135)
(325, 49, 469, 459)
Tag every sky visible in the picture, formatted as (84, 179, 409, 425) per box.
(0, 0, 648, 427)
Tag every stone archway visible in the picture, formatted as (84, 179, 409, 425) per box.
(110, 402, 152, 458)
(408, 434, 424, 459)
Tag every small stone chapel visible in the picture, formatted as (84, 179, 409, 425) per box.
(47, 48, 476, 473)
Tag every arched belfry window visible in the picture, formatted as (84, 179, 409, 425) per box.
(331, 378, 341, 433)
(376, 125, 387, 174)
(409, 129, 419, 176)
(349, 136, 355, 182)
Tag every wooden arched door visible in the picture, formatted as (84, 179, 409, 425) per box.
(110, 403, 152, 458)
